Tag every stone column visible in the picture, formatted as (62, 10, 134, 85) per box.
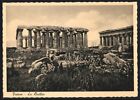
(129, 33, 131, 46)
(73, 33, 77, 48)
(109, 36, 112, 46)
(69, 30, 73, 48)
(130, 32, 133, 46)
(113, 36, 116, 46)
(105, 36, 108, 46)
(127, 33, 130, 46)
(36, 29, 41, 49)
(80, 32, 83, 48)
(33, 31, 37, 48)
(54, 30, 60, 49)
(125, 35, 128, 45)
(107, 36, 110, 46)
(25, 37, 28, 48)
(27, 28, 32, 49)
(57, 32, 60, 48)
(76, 32, 80, 49)
(84, 31, 88, 48)
(16, 28, 23, 49)
(62, 30, 68, 48)
(110, 35, 113, 46)
(82, 33, 84, 47)
(100, 36, 102, 46)
(102, 36, 104, 46)
(42, 32, 46, 48)
(49, 31, 53, 48)
(59, 37, 62, 48)
(121, 34, 124, 45)
(104, 36, 106, 46)
(65, 33, 68, 48)
(45, 31, 49, 49)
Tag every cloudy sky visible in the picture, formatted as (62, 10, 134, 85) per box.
(5, 3, 133, 47)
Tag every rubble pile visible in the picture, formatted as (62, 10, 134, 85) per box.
(7, 47, 133, 91)
(25, 52, 133, 91)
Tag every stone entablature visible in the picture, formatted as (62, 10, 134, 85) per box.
(16, 25, 89, 50)
(99, 26, 133, 47)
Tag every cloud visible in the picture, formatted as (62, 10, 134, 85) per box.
(64, 10, 133, 46)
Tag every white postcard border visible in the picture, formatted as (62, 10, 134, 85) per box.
(2, 2, 138, 98)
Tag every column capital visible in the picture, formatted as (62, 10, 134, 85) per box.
(41, 31, 46, 34)
(35, 28, 42, 32)
(61, 29, 69, 33)
(26, 28, 33, 31)
(17, 28, 23, 32)
(53, 30, 61, 33)
(16, 28, 23, 40)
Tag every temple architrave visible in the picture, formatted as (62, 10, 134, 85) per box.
(16, 26, 89, 51)
(99, 26, 133, 49)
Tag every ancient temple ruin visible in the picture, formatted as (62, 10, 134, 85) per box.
(16, 26, 89, 51)
(99, 25, 133, 48)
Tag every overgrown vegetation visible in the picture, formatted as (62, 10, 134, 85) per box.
(7, 48, 133, 91)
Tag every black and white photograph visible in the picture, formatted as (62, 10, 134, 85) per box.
(3, 2, 137, 97)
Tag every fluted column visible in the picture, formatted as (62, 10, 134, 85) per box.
(25, 37, 28, 48)
(76, 33, 80, 49)
(100, 36, 102, 46)
(109, 36, 112, 46)
(106, 36, 108, 46)
(59, 37, 62, 48)
(27, 28, 32, 48)
(68, 30, 73, 48)
(62, 30, 68, 48)
(82, 33, 84, 47)
(42, 32, 46, 48)
(103, 36, 105, 46)
(121, 34, 124, 45)
(49, 32, 53, 48)
(36, 29, 41, 49)
(73, 33, 77, 48)
(118, 35, 121, 44)
(79, 32, 83, 48)
(54, 30, 60, 49)
(84, 31, 88, 48)
(45, 31, 49, 49)
(113, 36, 116, 46)
(33, 31, 37, 48)
(57, 32, 60, 48)
(126, 33, 130, 46)
(111, 36, 113, 46)
(107, 36, 109, 46)
(130, 32, 133, 46)
(104, 36, 106, 46)
(16, 28, 23, 49)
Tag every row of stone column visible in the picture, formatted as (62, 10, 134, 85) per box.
(100, 32, 133, 47)
(16, 28, 88, 50)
